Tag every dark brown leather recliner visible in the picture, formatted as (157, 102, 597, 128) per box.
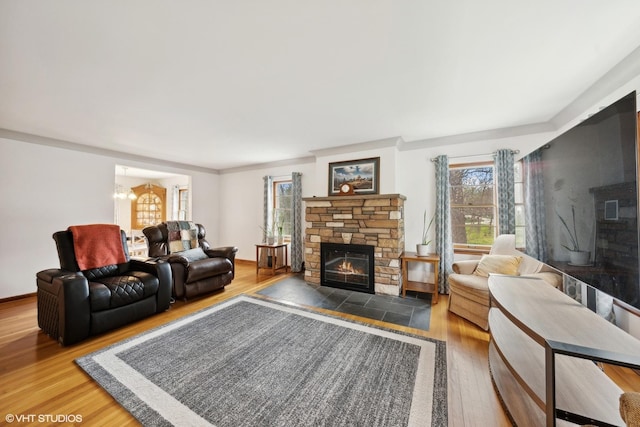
(142, 222, 238, 300)
(36, 228, 172, 346)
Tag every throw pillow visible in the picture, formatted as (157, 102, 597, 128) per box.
(473, 254, 522, 278)
(174, 247, 208, 262)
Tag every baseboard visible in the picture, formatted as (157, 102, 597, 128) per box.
(0, 292, 36, 303)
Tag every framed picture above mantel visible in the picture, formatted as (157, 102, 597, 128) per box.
(328, 157, 380, 196)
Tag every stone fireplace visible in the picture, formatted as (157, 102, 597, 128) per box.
(302, 194, 405, 295)
(321, 242, 375, 293)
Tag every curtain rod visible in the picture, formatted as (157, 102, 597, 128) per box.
(430, 149, 520, 162)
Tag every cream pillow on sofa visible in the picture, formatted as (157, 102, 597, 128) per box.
(473, 254, 522, 278)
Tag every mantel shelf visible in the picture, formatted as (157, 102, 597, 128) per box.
(302, 193, 406, 202)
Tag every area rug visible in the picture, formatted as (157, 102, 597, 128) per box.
(76, 295, 447, 426)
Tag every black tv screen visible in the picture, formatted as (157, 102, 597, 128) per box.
(540, 91, 639, 311)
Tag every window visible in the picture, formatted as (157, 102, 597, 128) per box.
(449, 160, 526, 250)
(450, 163, 496, 248)
(514, 162, 525, 248)
(178, 188, 189, 221)
(273, 179, 293, 239)
(131, 184, 166, 229)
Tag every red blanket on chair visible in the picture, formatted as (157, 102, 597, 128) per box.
(68, 224, 127, 270)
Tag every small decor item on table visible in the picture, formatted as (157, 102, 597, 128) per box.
(416, 210, 435, 256)
(328, 157, 380, 196)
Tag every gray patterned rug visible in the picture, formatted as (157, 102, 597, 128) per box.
(76, 295, 447, 426)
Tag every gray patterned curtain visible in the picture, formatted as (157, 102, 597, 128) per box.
(263, 175, 273, 243)
(495, 149, 515, 235)
(291, 172, 303, 272)
(434, 155, 453, 294)
(522, 148, 547, 261)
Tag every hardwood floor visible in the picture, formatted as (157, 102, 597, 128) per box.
(0, 261, 549, 425)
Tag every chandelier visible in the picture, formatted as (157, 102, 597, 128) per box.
(113, 184, 137, 200)
(114, 166, 137, 200)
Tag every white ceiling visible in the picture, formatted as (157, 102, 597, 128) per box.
(2, 1, 640, 171)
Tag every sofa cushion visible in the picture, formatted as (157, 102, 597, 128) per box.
(90, 273, 159, 311)
(473, 254, 522, 278)
(186, 258, 233, 282)
(173, 247, 209, 263)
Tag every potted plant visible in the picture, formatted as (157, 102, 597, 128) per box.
(259, 223, 276, 245)
(416, 210, 435, 256)
(557, 206, 590, 265)
(275, 209, 285, 244)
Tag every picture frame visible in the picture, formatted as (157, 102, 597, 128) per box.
(328, 157, 380, 196)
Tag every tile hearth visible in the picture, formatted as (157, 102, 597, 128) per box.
(257, 275, 431, 331)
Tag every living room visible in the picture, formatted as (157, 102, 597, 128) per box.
(3, 2, 640, 425)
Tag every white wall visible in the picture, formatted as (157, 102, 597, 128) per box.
(219, 160, 316, 262)
(3, 78, 640, 338)
(0, 137, 219, 299)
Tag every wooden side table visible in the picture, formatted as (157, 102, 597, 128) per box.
(256, 243, 289, 276)
(400, 251, 439, 304)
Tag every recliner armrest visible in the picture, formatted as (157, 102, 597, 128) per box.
(206, 246, 238, 260)
(36, 270, 91, 345)
(37, 268, 75, 285)
(452, 259, 480, 275)
(130, 258, 172, 311)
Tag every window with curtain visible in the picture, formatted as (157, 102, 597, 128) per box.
(273, 179, 292, 239)
(450, 162, 496, 248)
(449, 160, 525, 250)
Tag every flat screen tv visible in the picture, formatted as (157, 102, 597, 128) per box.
(539, 91, 639, 312)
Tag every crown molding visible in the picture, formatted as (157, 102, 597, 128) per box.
(310, 136, 403, 157)
(399, 122, 555, 151)
(219, 156, 316, 174)
(0, 128, 220, 175)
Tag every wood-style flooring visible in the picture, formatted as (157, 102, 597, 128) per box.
(0, 261, 636, 426)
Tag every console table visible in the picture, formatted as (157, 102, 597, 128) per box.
(255, 243, 288, 276)
(400, 251, 439, 304)
(488, 275, 640, 426)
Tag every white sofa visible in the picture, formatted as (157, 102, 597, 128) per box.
(447, 234, 562, 330)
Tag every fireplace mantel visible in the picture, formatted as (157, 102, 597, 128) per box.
(303, 193, 406, 202)
(303, 193, 405, 296)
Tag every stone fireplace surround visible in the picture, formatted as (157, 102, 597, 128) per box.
(302, 194, 406, 296)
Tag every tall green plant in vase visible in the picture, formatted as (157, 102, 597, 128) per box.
(557, 205, 591, 266)
(416, 210, 435, 257)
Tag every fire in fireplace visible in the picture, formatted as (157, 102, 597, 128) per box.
(321, 243, 375, 293)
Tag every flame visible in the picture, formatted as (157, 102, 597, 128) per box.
(337, 260, 363, 275)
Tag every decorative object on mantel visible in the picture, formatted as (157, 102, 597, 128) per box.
(338, 182, 354, 195)
(557, 205, 591, 266)
(417, 210, 435, 256)
(328, 157, 380, 196)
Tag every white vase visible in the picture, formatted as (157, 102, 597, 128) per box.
(569, 250, 590, 266)
(267, 236, 275, 245)
(416, 244, 430, 256)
